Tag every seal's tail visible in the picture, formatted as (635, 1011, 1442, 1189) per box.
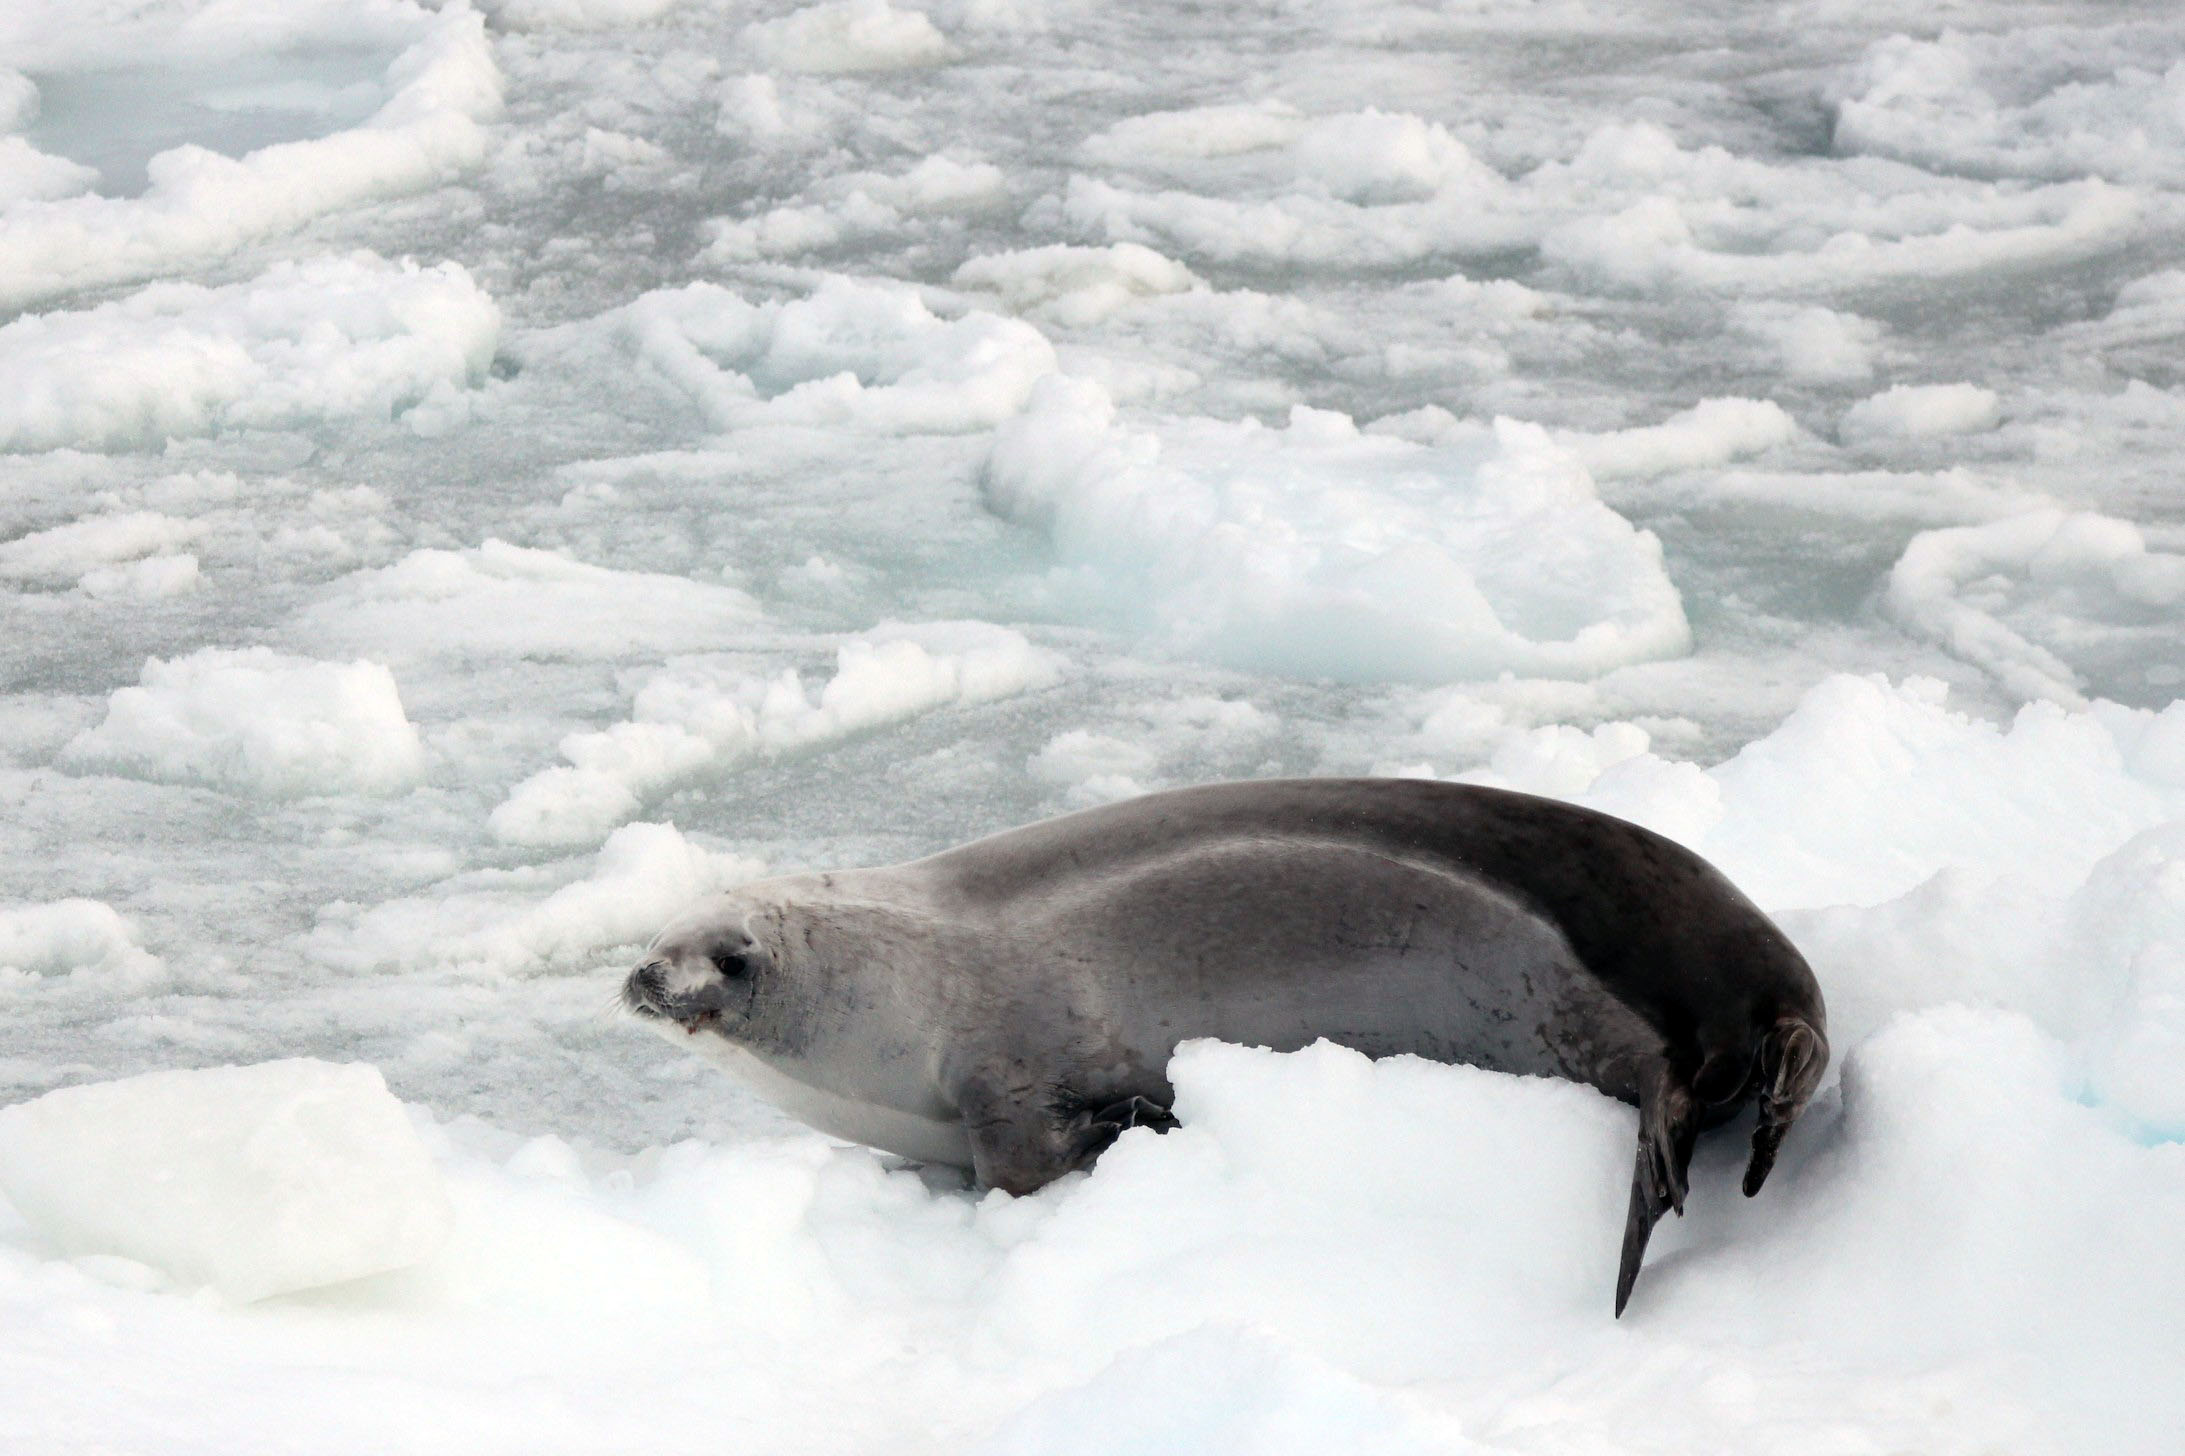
(1742, 1016, 1828, 1198)
(1614, 1064, 1695, 1318)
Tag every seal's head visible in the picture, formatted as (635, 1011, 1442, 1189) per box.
(622, 896, 774, 1038)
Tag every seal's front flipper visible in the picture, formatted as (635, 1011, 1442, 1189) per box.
(1615, 1065, 1696, 1318)
(1091, 1095, 1178, 1135)
(1743, 1016, 1827, 1197)
(957, 1076, 1177, 1195)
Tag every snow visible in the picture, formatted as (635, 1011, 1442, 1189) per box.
(0, 899, 163, 989)
(986, 380, 1690, 680)
(62, 647, 426, 798)
(0, 4, 500, 310)
(741, 0, 952, 76)
(611, 277, 1057, 432)
(0, 1059, 449, 1301)
(0, 253, 499, 452)
(492, 620, 1061, 845)
(1842, 382, 2001, 443)
(3, 0, 2184, 1450)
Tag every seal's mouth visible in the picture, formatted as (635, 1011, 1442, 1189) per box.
(623, 960, 734, 1035)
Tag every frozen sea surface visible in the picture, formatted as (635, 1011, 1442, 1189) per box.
(2, 0, 2182, 1452)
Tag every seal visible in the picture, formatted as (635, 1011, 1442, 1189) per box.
(624, 777, 1827, 1314)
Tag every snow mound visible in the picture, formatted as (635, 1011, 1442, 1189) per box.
(493, 621, 1063, 846)
(720, 156, 992, 251)
(985, 377, 1689, 681)
(951, 242, 1201, 326)
(1841, 382, 1999, 443)
(701, 153, 1006, 262)
(0, 7, 500, 309)
(308, 821, 766, 976)
(0, 899, 163, 990)
(741, 0, 951, 75)
(1080, 100, 1306, 166)
(1887, 510, 2185, 707)
(1468, 674, 2185, 915)
(0, 1059, 450, 1301)
(0, 254, 499, 453)
(1029, 696, 1278, 810)
(0, 134, 97, 209)
(292, 539, 762, 664)
(601, 1024, 2173, 1451)
(974, 1326, 1459, 1456)
(0, 69, 37, 133)
(620, 277, 1056, 433)
(0, 511, 200, 587)
(63, 647, 425, 798)
(1558, 397, 1799, 480)
(1535, 120, 2141, 295)
(1730, 302, 1883, 383)
(1834, 27, 2185, 185)
(1066, 107, 1528, 269)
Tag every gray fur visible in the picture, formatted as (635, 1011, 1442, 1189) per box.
(625, 778, 1829, 1313)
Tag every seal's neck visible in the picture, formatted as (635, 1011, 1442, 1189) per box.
(748, 874, 962, 1091)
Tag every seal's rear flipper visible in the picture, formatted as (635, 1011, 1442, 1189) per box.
(1743, 1017, 1827, 1198)
(1615, 1066, 1696, 1317)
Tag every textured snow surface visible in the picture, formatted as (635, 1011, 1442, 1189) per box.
(0, 1059, 450, 1301)
(3, 0, 2183, 1451)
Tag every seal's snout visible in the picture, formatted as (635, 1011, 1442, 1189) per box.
(623, 954, 745, 1035)
(622, 960, 672, 1018)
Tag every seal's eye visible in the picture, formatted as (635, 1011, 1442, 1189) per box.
(711, 950, 749, 979)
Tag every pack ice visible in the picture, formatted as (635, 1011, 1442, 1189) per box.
(3, 0, 2185, 1451)
(0, 1060, 451, 1301)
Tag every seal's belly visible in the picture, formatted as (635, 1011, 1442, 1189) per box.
(685, 1033, 976, 1168)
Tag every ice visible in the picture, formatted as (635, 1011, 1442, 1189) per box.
(307, 821, 767, 976)
(703, 155, 1009, 262)
(0, 135, 98, 209)
(741, 0, 952, 76)
(1729, 303, 1882, 384)
(1887, 510, 2185, 708)
(0, 899, 163, 989)
(0, 254, 498, 452)
(62, 647, 426, 798)
(1064, 108, 1530, 269)
(0, 511, 199, 587)
(1559, 397, 1799, 481)
(1834, 28, 2185, 185)
(0, 1059, 449, 1301)
(1842, 382, 2001, 443)
(1079, 101, 1307, 167)
(0, 5, 498, 309)
(291, 539, 762, 664)
(987, 378, 1689, 680)
(1534, 122, 2142, 296)
(952, 243, 1200, 327)
(974, 1327, 1460, 1456)
(5, 0, 2185, 1449)
(480, 0, 689, 32)
(0, 71, 37, 134)
(1028, 697, 1278, 808)
(493, 620, 1061, 846)
(611, 277, 1057, 432)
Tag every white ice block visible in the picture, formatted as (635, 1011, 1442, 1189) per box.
(0, 1059, 452, 1301)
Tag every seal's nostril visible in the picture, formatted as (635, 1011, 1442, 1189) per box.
(624, 961, 670, 1014)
